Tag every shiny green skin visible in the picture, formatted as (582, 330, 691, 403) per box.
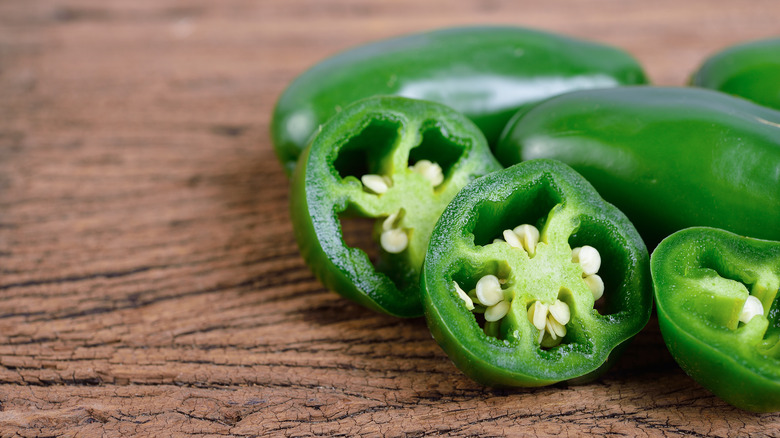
(291, 96, 501, 318)
(496, 87, 780, 247)
(273, 26, 648, 175)
(421, 159, 651, 386)
(692, 38, 780, 111)
(652, 227, 780, 412)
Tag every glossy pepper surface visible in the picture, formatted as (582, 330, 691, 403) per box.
(272, 26, 648, 175)
(495, 86, 780, 247)
(291, 96, 501, 318)
(652, 227, 780, 412)
(691, 38, 780, 111)
(421, 159, 651, 386)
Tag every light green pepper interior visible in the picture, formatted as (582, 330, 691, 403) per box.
(330, 115, 471, 293)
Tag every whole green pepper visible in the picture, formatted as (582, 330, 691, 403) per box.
(291, 96, 501, 317)
(495, 87, 780, 247)
(651, 227, 780, 412)
(691, 38, 780, 111)
(421, 159, 651, 386)
(272, 26, 648, 175)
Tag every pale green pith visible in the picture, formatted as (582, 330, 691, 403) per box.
(448, 203, 603, 348)
(673, 250, 780, 359)
(330, 119, 469, 273)
(421, 160, 652, 385)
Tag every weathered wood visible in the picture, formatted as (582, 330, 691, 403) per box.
(2, 0, 779, 436)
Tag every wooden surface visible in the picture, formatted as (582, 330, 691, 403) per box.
(2, 0, 779, 436)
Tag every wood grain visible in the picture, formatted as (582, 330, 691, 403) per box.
(2, 0, 779, 436)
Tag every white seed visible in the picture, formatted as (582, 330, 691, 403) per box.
(548, 299, 571, 326)
(453, 281, 474, 310)
(550, 315, 567, 338)
(361, 174, 390, 194)
(485, 300, 511, 322)
(572, 245, 601, 276)
(583, 274, 604, 301)
(529, 299, 569, 346)
(493, 238, 503, 244)
(410, 160, 444, 187)
(380, 228, 408, 253)
(513, 224, 540, 255)
(739, 295, 764, 324)
(503, 229, 524, 250)
(528, 301, 549, 331)
(476, 275, 503, 307)
(545, 317, 557, 340)
(382, 209, 402, 231)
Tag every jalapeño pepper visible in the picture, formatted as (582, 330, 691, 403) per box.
(652, 227, 780, 412)
(495, 87, 780, 247)
(692, 38, 780, 111)
(291, 96, 501, 317)
(273, 26, 648, 175)
(421, 159, 651, 386)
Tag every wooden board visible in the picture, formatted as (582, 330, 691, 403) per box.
(2, 0, 779, 436)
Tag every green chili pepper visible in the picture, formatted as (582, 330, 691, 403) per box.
(273, 26, 648, 175)
(651, 227, 780, 412)
(495, 86, 780, 247)
(290, 96, 501, 317)
(421, 159, 651, 386)
(691, 38, 780, 111)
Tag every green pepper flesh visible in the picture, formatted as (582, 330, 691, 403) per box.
(496, 86, 780, 247)
(273, 26, 648, 175)
(291, 96, 501, 317)
(652, 227, 780, 412)
(422, 159, 651, 386)
(691, 38, 780, 111)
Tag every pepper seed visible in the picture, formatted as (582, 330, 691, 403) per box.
(361, 174, 391, 194)
(739, 295, 764, 324)
(410, 159, 444, 187)
(572, 245, 601, 276)
(453, 281, 475, 310)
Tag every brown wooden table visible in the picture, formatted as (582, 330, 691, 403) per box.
(2, 0, 779, 436)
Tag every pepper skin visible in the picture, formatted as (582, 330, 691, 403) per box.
(272, 26, 648, 175)
(290, 96, 501, 318)
(691, 38, 780, 111)
(652, 227, 780, 412)
(421, 159, 651, 386)
(495, 87, 780, 247)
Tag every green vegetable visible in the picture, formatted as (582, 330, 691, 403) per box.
(495, 86, 780, 247)
(421, 159, 651, 386)
(692, 38, 780, 111)
(651, 227, 780, 412)
(272, 26, 648, 175)
(290, 96, 501, 317)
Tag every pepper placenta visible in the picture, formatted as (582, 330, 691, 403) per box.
(651, 227, 780, 412)
(495, 86, 780, 247)
(691, 38, 780, 111)
(272, 26, 648, 175)
(421, 159, 651, 386)
(291, 96, 501, 317)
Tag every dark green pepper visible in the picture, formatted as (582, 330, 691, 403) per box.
(651, 227, 780, 412)
(421, 159, 651, 386)
(291, 96, 501, 317)
(691, 38, 780, 111)
(495, 87, 780, 247)
(272, 26, 648, 175)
